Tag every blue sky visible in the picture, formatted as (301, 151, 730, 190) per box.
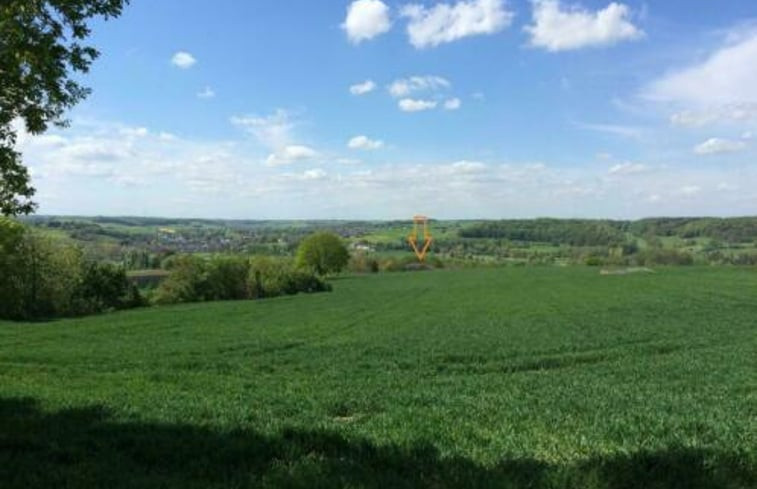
(16, 0, 757, 219)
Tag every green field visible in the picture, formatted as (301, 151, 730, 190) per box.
(1, 267, 755, 488)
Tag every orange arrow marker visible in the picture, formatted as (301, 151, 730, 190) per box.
(408, 215, 433, 262)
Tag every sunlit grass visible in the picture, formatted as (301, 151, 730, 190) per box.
(1, 267, 755, 488)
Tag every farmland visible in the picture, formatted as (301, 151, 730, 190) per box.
(1, 267, 755, 488)
(19, 216, 757, 268)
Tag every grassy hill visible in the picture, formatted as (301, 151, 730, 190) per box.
(1, 267, 755, 488)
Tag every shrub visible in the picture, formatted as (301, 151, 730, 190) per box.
(154, 255, 331, 305)
(585, 256, 604, 266)
(71, 262, 141, 315)
(153, 255, 209, 304)
(0, 220, 143, 319)
(205, 257, 249, 301)
(296, 232, 349, 276)
(248, 257, 329, 298)
(348, 253, 380, 274)
(638, 249, 694, 266)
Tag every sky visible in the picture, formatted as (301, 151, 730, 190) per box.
(15, 0, 757, 219)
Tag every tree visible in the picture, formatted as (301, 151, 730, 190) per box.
(296, 232, 350, 276)
(0, 0, 130, 216)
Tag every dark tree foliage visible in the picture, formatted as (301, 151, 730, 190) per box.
(459, 219, 627, 247)
(296, 232, 350, 276)
(0, 0, 129, 216)
(631, 217, 757, 243)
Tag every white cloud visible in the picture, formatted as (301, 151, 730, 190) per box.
(575, 122, 643, 139)
(743, 131, 754, 140)
(265, 145, 318, 167)
(450, 160, 487, 173)
(349, 80, 377, 95)
(679, 185, 701, 196)
(197, 87, 216, 99)
(525, 0, 643, 52)
(119, 126, 149, 138)
(303, 168, 327, 180)
(277, 168, 328, 181)
(694, 138, 747, 155)
(16, 120, 757, 219)
(342, 0, 392, 44)
(388, 75, 450, 97)
(171, 51, 197, 69)
(400, 0, 513, 49)
(231, 110, 295, 149)
(444, 98, 462, 110)
(717, 182, 738, 192)
(231, 110, 320, 166)
(646, 30, 757, 106)
(669, 103, 757, 128)
(398, 98, 438, 112)
(336, 158, 362, 165)
(608, 162, 648, 176)
(348, 135, 384, 150)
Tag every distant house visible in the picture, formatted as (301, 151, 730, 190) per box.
(351, 242, 374, 252)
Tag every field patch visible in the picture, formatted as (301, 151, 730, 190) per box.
(1, 267, 755, 488)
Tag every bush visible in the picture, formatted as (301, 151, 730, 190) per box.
(154, 255, 331, 305)
(638, 249, 694, 266)
(585, 256, 604, 266)
(71, 262, 142, 315)
(153, 255, 208, 305)
(0, 219, 143, 319)
(206, 257, 249, 301)
(380, 255, 443, 272)
(295, 232, 349, 276)
(248, 257, 329, 299)
(348, 253, 380, 274)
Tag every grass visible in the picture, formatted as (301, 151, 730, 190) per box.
(1, 267, 755, 488)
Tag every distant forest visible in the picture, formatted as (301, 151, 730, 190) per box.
(458, 217, 757, 245)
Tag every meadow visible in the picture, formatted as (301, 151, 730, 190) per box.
(1, 267, 755, 488)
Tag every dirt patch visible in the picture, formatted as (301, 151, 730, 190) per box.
(600, 267, 656, 276)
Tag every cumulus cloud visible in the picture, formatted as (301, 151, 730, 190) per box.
(444, 98, 462, 110)
(171, 51, 197, 69)
(525, 0, 643, 52)
(303, 168, 327, 180)
(119, 126, 149, 138)
(231, 110, 320, 166)
(679, 185, 701, 196)
(645, 30, 757, 106)
(231, 109, 295, 149)
(197, 87, 216, 99)
(607, 162, 648, 176)
(388, 75, 451, 97)
(693, 138, 747, 155)
(400, 0, 514, 49)
(398, 98, 438, 112)
(449, 160, 487, 172)
(17, 120, 757, 218)
(669, 104, 757, 127)
(265, 145, 318, 167)
(348, 135, 384, 150)
(342, 0, 392, 44)
(349, 80, 377, 95)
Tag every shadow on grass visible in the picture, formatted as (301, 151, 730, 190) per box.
(0, 398, 753, 489)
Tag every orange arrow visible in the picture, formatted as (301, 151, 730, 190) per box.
(408, 236, 433, 262)
(408, 215, 433, 262)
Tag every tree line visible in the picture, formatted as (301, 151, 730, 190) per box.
(459, 217, 757, 245)
(0, 221, 349, 321)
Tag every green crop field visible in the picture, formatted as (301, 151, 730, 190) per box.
(1, 267, 755, 488)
